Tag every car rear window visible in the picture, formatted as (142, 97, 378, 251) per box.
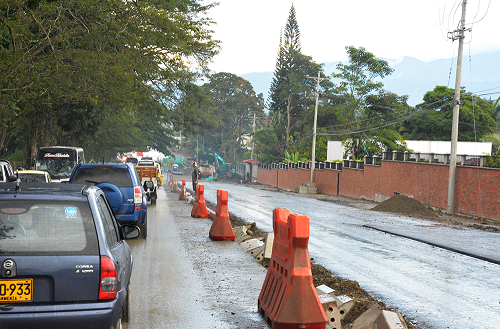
(18, 173, 46, 182)
(72, 167, 133, 187)
(0, 201, 98, 255)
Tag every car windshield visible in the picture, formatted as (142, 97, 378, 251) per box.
(72, 167, 133, 187)
(17, 173, 47, 182)
(36, 151, 76, 179)
(0, 201, 98, 255)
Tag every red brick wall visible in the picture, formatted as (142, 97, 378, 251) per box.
(315, 169, 340, 196)
(257, 162, 500, 222)
(339, 162, 449, 209)
(455, 166, 500, 221)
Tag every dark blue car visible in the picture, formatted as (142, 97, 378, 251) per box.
(70, 163, 148, 238)
(0, 182, 140, 329)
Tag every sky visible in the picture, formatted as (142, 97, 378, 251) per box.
(204, 0, 499, 75)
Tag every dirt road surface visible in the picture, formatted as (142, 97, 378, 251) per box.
(124, 186, 269, 329)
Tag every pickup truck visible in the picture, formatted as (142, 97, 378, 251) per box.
(198, 162, 216, 178)
(136, 163, 158, 205)
(0, 159, 17, 182)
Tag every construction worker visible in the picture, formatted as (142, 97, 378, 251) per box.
(192, 162, 200, 192)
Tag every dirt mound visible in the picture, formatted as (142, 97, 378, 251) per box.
(372, 194, 437, 219)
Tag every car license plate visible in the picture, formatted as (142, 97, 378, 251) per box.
(0, 279, 33, 303)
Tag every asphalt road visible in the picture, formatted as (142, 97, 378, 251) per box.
(198, 180, 500, 329)
(124, 186, 269, 329)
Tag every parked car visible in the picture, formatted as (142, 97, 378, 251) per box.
(0, 182, 140, 329)
(0, 159, 17, 182)
(15, 170, 52, 183)
(69, 163, 148, 238)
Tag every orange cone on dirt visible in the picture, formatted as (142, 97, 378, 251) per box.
(209, 190, 235, 241)
(179, 179, 186, 200)
(258, 208, 327, 329)
(191, 184, 210, 218)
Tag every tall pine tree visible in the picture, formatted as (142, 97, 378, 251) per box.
(267, 5, 322, 156)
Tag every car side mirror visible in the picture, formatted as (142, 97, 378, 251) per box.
(8, 175, 17, 182)
(121, 225, 141, 240)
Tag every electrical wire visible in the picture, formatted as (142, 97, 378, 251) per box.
(318, 98, 454, 137)
(466, 0, 492, 25)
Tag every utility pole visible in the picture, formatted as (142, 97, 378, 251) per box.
(251, 113, 256, 159)
(179, 130, 182, 150)
(307, 72, 329, 184)
(447, 0, 469, 214)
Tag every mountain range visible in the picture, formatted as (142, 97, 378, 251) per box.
(242, 51, 500, 107)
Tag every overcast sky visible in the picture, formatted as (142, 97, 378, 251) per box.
(205, 0, 499, 74)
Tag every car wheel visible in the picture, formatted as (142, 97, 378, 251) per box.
(140, 216, 147, 239)
(122, 287, 130, 323)
(114, 318, 122, 329)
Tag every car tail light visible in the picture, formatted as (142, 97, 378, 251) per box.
(134, 187, 142, 204)
(99, 256, 117, 300)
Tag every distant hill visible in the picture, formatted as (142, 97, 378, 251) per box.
(242, 51, 500, 106)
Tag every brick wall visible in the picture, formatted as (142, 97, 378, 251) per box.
(257, 161, 500, 222)
(256, 167, 310, 190)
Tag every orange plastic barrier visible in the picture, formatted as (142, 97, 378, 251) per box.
(191, 184, 210, 218)
(209, 190, 235, 241)
(179, 179, 186, 200)
(258, 209, 327, 329)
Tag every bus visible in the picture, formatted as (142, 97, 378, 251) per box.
(35, 146, 85, 182)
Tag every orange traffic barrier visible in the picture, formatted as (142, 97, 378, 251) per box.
(258, 209, 327, 329)
(179, 179, 186, 200)
(191, 184, 210, 218)
(209, 190, 235, 241)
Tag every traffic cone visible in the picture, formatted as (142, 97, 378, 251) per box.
(179, 179, 186, 200)
(209, 190, 235, 241)
(191, 185, 210, 218)
(258, 209, 327, 329)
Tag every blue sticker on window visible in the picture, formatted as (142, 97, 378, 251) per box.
(65, 207, 77, 217)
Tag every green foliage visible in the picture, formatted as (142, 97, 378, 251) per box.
(0, 0, 219, 162)
(330, 46, 409, 159)
(267, 5, 326, 160)
(485, 154, 500, 168)
(283, 150, 307, 163)
(176, 72, 265, 164)
(481, 132, 500, 154)
(403, 86, 496, 141)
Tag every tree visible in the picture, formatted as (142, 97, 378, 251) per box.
(267, 5, 323, 158)
(331, 46, 407, 159)
(403, 86, 496, 142)
(0, 0, 219, 163)
(202, 73, 265, 162)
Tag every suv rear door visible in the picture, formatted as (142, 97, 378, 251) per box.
(0, 201, 100, 304)
(71, 166, 136, 218)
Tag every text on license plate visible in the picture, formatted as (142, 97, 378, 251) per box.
(0, 279, 33, 303)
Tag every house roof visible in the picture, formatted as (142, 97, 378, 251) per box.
(243, 159, 261, 164)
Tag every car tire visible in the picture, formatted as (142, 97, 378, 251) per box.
(122, 287, 130, 323)
(140, 216, 147, 239)
(114, 318, 122, 329)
